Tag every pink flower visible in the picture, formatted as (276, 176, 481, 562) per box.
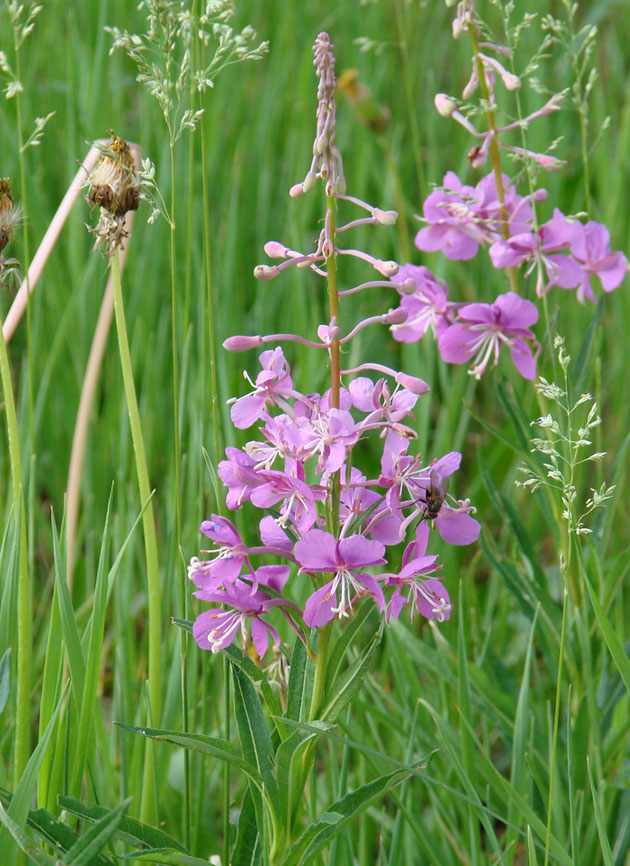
(230, 347, 295, 429)
(192, 567, 296, 656)
(295, 529, 386, 627)
(569, 220, 628, 304)
(384, 523, 452, 623)
(438, 291, 539, 380)
(389, 264, 452, 341)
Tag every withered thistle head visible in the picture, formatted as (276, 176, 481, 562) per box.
(87, 131, 140, 256)
(88, 131, 139, 217)
(0, 177, 18, 254)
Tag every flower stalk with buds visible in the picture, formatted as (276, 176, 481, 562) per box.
(187, 34, 480, 862)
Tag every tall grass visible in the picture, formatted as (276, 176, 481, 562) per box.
(0, 0, 629, 864)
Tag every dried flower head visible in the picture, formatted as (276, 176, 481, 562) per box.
(0, 177, 18, 254)
(87, 131, 139, 217)
(0, 177, 22, 288)
(86, 131, 140, 255)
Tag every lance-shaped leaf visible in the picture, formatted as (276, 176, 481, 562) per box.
(280, 767, 413, 866)
(115, 723, 261, 788)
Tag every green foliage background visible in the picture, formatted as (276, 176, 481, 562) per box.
(0, 0, 629, 863)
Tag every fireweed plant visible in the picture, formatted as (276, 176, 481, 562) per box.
(185, 32, 481, 863)
(380, 4, 627, 866)
(385, 0, 628, 384)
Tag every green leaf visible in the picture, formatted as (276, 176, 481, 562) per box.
(583, 571, 630, 698)
(63, 799, 130, 865)
(70, 493, 113, 797)
(231, 667, 280, 803)
(573, 303, 602, 391)
(587, 759, 614, 866)
(275, 722, 330, 834)
(320, 621, 383, 723)
(0, 794, 111, 866)
(232, 789, 262, 866)
(280, 767, 412, 866)
(324, 598, 373, 697)
(224, 644, 285, 734)
(0, 803, 59, 866)
(113, 724, 261, 788)
(0, 647, 11, 717)
(286, 638, 310, 722)
(114, 849, 216, 864)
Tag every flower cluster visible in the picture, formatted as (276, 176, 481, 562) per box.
(385, 2, 627, 381)
(189, 33, 481, 659)
(190, 347, 480, 655)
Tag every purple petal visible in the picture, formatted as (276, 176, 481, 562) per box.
(596, 251, 628, 292)
(358, 573, 385, 611)
(200, 516, 241, 547)
(230, 394, 266, 429)
(192, 609, 239, 652)
(510, 337, 537, 380)
(417, 580, 452, 621)
(255, 565, 290, 594)
(259, 515, 293, 551)
(385, 588, 407, 624)
(303, 582, 336, 627)
(250, 617, 270, 658)
(294, 529, 338, 571)
(431, 451, 462, 478)
(494, 292, 538, 329)
(438, 324, 476, 364)
(436, 510, 481, 545)
(337, 534, 386, 569)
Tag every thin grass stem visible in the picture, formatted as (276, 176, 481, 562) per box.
(110, 248, 162, 823)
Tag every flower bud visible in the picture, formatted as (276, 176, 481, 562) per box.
(372, 208, 398, 226)
(381, 307, 408, 325)
(254, 264, 279, 281)
(375, 259, 399, 277)
(289, 183, 305, 198)
(264, 241, 287, 258)
(223, 335, 263, 352)
(434, 93, 457, 118)
(399, 278, 417, 295)
(395, 372, 430, 395)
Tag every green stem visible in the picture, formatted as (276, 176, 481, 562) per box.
(326, 194, 340, 534)
(110, 249, 162, 822)
(309, 623, 332, 721)
(0, 310, 30, 789)
(468, 24, 518, 294)
(543, 548, 569, 866)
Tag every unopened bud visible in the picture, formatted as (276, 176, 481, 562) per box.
(375, 259, 399, 277)
(372, 208, 398, 226)
(502, 72, 521, 91)
(397, 278, 415, 295)
(302, 171, 317, 193)
(468, 144, 488, 168)
(264, 241, 287, 258)
(289, 183, 305, 198)
(223, 335, 264, 352)
(435, 93, 457, 118)
(254, 264, 279, 281)
(395, 372, 430, 395)
(381, 307, 408, 325)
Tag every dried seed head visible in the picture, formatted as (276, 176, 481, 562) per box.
(86, 131, 140, 255)
(87, 130, 139, 217)
(0, 177, 18, 254)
